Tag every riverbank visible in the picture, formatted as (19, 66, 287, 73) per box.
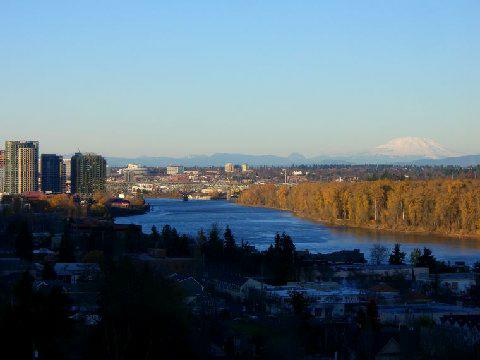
(116, 198, 480, 264)
(237, 181, 480, 240)
(238, 201, 480, 242)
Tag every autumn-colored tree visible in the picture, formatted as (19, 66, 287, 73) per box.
(238, 179, 480, 237)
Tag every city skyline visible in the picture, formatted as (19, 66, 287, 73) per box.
(1, 1, 479, 157)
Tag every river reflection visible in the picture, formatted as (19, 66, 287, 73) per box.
(115, 198, 480, 265)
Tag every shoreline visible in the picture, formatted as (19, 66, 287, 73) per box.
(237, 202, 480, 242)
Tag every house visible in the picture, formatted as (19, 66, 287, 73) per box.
(169, 273, 204, 303)
(34, 280, 101, 326)
(67, 219, 143, 258)
(54, 263, 100, 284)
(0, 257, 38, 278)
(129, 253, 196, 275)
(211, 276, 248, 300)
(440, 315, 480, 346)
(148, 248, 167, 258)
(240, 280, 363, 317)
(333, 264, 429, 280)
(33, 248, 56, 261)
(240, 278, 265, 297)
(435, 273, 476, 294)
(369, 284, 401, 303)
(378, 303, 480, 325)
(375, 337, 401, 360)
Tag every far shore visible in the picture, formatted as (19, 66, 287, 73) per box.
(236, 202, 480, 242)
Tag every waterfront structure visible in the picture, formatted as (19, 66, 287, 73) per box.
(4, 141, 39, 194)
(241, 163, 249, 172)
(167, 165, 184, 175)
(71, 153, 107, 195)
(41, 154, 65, 194)
(224, 163, 235, 173)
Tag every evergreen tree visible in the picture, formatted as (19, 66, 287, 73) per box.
(89, 259, 195, 359)
(266, 232, 296, 284)
(58, 232, 75, 263)
(223, 226, 236, 259)
(409, 248, 421, 266)
(197, 228, 207, 255)
(175, 234, 192, 257)
(42, 262, 57, 280)
(288, 291, 311, 319)
(388, 243, 406, 265)
(206, 224, 223, 260)
(417, 247, 437, 272)
(15, 221, 33, 261)
(0, 272, 73, 359)
(150, 225, 161, 247)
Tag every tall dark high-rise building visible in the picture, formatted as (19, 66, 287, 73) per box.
(71, 153, 107, 195)
(41, 154, 65, 194)
(4, 141, 39, 194)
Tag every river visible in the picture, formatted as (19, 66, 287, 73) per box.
(115, 198, 480, 264)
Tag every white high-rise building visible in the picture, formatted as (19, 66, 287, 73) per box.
(167, 165, 184, 175)
(4, 141, 39, 194)
(224, 163, 235, 173)
(63, 158, 72, 180)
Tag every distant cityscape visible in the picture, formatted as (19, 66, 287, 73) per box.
(1, 140, 480, 202)
(0, 141, 107, 197)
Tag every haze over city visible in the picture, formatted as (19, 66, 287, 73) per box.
(1, 0, 479, 157)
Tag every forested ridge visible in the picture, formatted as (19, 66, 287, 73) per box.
(238, 180, 480, 237)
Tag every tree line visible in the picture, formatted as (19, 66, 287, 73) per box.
(238, 179, 480, 237)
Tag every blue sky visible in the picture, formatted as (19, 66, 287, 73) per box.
(0, 1, 479, 157)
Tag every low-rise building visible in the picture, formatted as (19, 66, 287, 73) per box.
(54, 263, 101, 284)
(224, 163, 235, 173)
(167, 165, 185, 175)
(333, 264, 429, 280)
(378, 303, 480, 325)
(0, 257, 38, 278)
(129, 253, 196, 275)
(418, 273, 476, 294)
(241, 279, 363, 317)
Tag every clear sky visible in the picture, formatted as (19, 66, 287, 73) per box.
(1, 1, 479, 157)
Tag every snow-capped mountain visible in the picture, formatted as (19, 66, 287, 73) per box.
(104, 137, 467, 167)
(372, 137, 459, 159)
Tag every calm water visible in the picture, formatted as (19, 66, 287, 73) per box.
(115, 198, 480, 264)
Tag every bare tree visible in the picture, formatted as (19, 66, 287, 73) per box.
(370, 244, 388, 265)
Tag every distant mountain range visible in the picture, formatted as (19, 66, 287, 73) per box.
(413, 155, 480, 167)
(105, 153, 349, 167)
(104, 137, 480, 167)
